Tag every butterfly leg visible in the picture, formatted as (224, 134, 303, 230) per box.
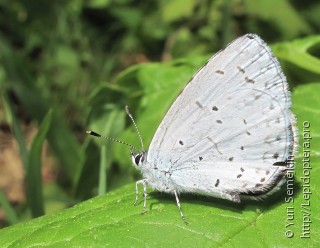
(134, 179, 148, 214)
(173, 190, 188, 224)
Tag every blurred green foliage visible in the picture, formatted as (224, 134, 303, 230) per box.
(0, 0, 319, 232)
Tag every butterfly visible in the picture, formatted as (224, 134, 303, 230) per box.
(87, 34, 297, 223)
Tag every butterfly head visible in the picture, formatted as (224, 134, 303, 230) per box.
(130, 150, 147, 168)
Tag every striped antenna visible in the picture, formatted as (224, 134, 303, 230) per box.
(125, 106, 145, 151)
(86, 130, 137, 152)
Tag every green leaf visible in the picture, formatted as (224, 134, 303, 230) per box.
(26, 109, 53, 218)
(161, 0, 198, 23)
(3, 93, 28, 168)
(244, 0, 311, 38)
(292, 82, 320, 156)
(0, 189, 18, 225)
(272, 35, 320, 74)
(86, 0, 111, 8)
(98, 145, 108, 195)
(0, 83, 318, 247)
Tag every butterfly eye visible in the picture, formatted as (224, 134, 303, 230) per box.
(134, 153, 143, 166)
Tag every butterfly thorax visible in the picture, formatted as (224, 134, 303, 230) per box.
(131, 151, 175, 193)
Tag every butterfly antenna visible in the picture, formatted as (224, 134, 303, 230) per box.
(125, 106, 145, 151)
(86, 130, 137, 152)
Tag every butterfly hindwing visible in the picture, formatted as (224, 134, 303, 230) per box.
(146, 34, 296, 197)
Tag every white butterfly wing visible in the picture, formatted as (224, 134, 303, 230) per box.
(146, 34, 296, 197)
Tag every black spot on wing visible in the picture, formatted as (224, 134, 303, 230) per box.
(215, 179, 220, 187)
(195, 101, 203, 109)
(273, 161, 287, 166)
(255, 94, 262, 100)
(270, 103, 275, 110)
(237, 66, 245, 73)
(245, 77, 255, 84)
(212, 106, 219, 111)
